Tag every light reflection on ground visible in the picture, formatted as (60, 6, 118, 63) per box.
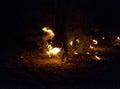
(20, 50, 108, 82)
(19, 45, 120, 82)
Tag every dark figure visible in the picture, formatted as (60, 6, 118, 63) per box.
(73, 37, 77, 45)
(61, 42, 68, 62)
(72, 37, 78, 51)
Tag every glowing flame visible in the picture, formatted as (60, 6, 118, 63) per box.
(47, 47, 61, 57)
(92, 39, 98, 45)
(102, 37, 105, 40)
(95, 55, 101, 60)
(42, 27, 61, 57)
(89, 45, 94, 49)
(70, 41, 73, 46)
(74, 52, 78, 55)
(42, 27, 55, 37)
(76, 39, 80, 43)
(50, 48, 61, 55)
(70, 39, 79, 46)
(42, 27, 55, 45)
(42, 27, 55, 41)
(46, 43, 61, 57)
(117, 36, 120, 40)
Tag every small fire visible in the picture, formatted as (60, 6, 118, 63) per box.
(89, 45, 94, 49)
(86, 52, 90, 55)
(42, 27, 55, 37)
(74, 52, 78, 55)
(95, 55, 101, 60)
(92, 39, 98, 45)
(50, 48, 61, 55)
(46, 43, 61, 57)
(70, 41, 73, 46)
(42, 27, 55, 46)
(76, 39, 80, 43)
(117, 36, 120, 40)
(42, 27, 61, 57)
(69, 39, 79, 46)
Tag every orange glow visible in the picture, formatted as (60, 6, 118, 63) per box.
(42, 27, 55, 46)
(76, 39, 80, 43)
(47, 47, 61, 57)
(46, 43, 61, 57)
(89, 45, 94, 49)
(74, 52, 78, 55)
(42, 27, 55, 37)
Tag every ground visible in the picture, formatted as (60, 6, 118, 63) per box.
(1, 41, 120, 89)
(20, 50, 107, 82)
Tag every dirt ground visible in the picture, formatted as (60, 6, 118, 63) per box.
(19, 49, 120, 85)
(1, 44, 120, 89)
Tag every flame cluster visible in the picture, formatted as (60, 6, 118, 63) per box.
(42, 27, 61, 57)
(46, 43, 61, 57)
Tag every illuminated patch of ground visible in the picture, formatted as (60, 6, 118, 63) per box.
(20, 50, 108, 82)
(89, 46, 112, 51)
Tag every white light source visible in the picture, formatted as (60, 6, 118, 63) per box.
(70, 41, 73, 46)
(51, 48, 61, 55)
(95, 55, 101, 60)
(92, 39, 98, 45)
(102, 37, 105, 40)
(117, 36, 120, 40)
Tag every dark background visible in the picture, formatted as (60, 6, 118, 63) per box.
(1, 0, 119, 48)
(2, 0, 120, 38)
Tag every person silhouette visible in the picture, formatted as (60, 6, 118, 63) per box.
(61, 41, 68, 62)
(72, 37, 77, 51)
